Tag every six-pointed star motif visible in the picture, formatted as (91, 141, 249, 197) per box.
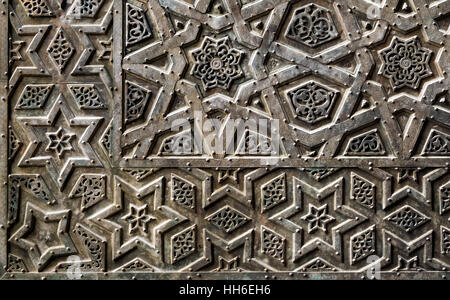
(89, 176, 187, 260)
(301, 203, 335, 233)
(121, 204, 156, 234)
(18, 94, 103, 189)
(269, 177, 366, 261)
(45, 127, 75, 158)
(9, 202, 76, 271)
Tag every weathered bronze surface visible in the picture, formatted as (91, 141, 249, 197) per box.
(1, 0, 449, 280)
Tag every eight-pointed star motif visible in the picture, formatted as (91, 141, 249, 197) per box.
(45, 127, 75, 158)
(379, 36, 433, 90)
(18, 94, 103, 190)
(301, 203, 335, 233)
(9, 202, 76, 271)
(191, 36, 244, 91)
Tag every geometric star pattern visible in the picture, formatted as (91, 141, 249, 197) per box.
(17, 94, 103, 190)
(89, 176, 186, 261)
(45, 127, 75, 158)
(2, 0, 450, 280)
(301, 204, 335, 233)
(8, 202, 75, 271)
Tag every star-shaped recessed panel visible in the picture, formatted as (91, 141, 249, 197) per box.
(121, 204, 156, 235)
(301, 203, 335, 233)
(45, 127, 75, 158)
(270, 177, 366, 261)
(89, 176, 186, 260)
(18, 94, 103, 190)
(379, 36, 433, 90)
(9, 202, 75, 271)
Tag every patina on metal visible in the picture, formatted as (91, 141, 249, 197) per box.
(1, 0, 449, 280)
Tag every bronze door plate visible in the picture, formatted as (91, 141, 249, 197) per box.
(1, 0, 449, 280)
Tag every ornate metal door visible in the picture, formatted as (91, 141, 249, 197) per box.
(1, 0, 449, 279)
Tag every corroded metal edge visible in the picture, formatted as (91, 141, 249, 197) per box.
(112, 0, 123, 167)
(117, 158, 450, 168)
(112, 0, 450, 169)
(0, 0, 8, 278)
(3, 0, 449, 280)
(1, 271, 449, 280)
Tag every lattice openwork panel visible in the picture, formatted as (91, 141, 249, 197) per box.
(0, 0, 449, 280)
